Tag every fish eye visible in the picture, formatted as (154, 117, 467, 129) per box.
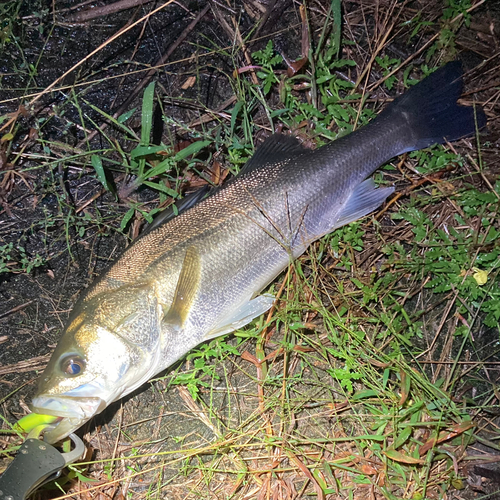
(60, 355, 85, 376)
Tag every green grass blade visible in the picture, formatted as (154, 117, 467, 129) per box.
(141, 82, 155, 146)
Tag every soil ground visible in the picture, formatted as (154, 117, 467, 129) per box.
(0, 0, 499, 499)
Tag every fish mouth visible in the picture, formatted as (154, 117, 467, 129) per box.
(31, 395, 106, 444)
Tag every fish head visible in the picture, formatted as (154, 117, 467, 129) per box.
(32, 285, 162, 444)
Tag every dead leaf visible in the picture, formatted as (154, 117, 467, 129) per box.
(383, 448, 425, 464)
(360, 464, 378, 475)
(181, 76, 196, 90)
(419, 421, 474, 455)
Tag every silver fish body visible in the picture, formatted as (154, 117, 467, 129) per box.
(32, 62, 486, 443)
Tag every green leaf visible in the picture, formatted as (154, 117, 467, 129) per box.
(120, 207, 136, 231)
(142, 157, 175, 179)
(118, 107, 136, 123)
(331, 0, 342, 58)
(352, 390, 378, 400)
(270, 108, 290, 118)
(142, 180, 178, 197)
(141, 82, 155, 146)
(69, 468, 99, 483)
(316, 74, 335, 84)
(91, 155, 112, 192)
(231, 101, 243, 134)
(393, 426, 412, 449)
(131, 145, 170, 160)
(85, 101, 138, 139)
(174, 140, 211, 161)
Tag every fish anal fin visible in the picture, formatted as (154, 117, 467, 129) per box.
(333, 179, 394, 229)
(163, 246, 201, 330)
(204, 294, 275, 340)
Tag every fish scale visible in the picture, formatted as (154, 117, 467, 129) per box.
(30, 62, 486, 444)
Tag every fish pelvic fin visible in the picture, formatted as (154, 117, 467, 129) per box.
(163, 246, 201, 330)
(381, 61, 487, 154)
(204, 294, 275, 340)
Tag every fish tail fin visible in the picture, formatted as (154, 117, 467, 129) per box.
(381, 61, 486, 154)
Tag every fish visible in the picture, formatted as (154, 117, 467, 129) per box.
(31, 62, 486, 444)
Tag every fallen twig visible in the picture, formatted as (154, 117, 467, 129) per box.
(67, 0, 153, 23)
(0, 354, 50, 376)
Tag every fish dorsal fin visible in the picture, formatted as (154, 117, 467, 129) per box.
(163, 246, 201, 330)
(239, 134, 308, 175)
(143, 185, 211, 235)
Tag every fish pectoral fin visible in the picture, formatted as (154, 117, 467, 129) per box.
(333, 179, 394, 229)
(163, 246, 201, 330)
(239, 134, 307, 175)
(204, 294, 275, 340)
